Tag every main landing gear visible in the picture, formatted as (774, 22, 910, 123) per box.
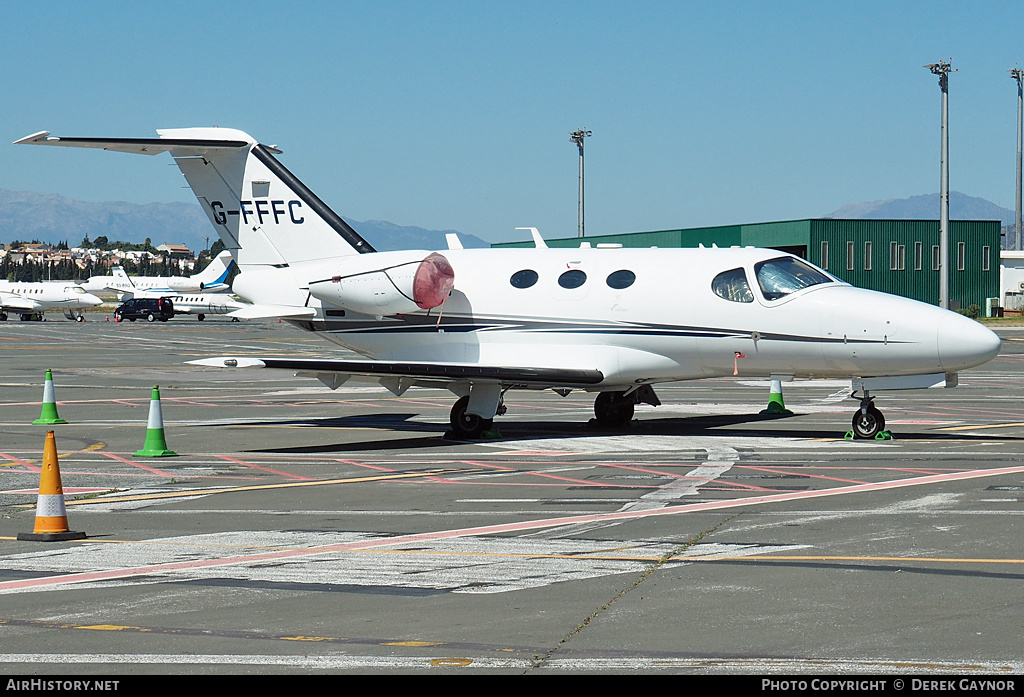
(448, 392, 507, 439)
(446, 385, 661, 439)
(851, 391, 886, 439)
(449, 395, 492, 439)
(593, 386, 661, 428)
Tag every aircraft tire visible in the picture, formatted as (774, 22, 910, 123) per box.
(851, 406, 885, 439)
(594, 391, 635, 427)
(0, 313, 6, 321)
(449, 396, 493, 439)
(197, 314, 205, 321)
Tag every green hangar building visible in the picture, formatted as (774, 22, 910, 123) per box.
(492, 219, 1001, 314)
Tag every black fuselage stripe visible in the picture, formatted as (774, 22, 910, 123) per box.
(297, 320, 902, 345)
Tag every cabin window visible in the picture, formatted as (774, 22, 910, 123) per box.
(711, 268, 754, 303)
(557, 269, 587, 289)
(754, 257, 834, 301)
(606, 269, 636, 289)
(509, 269, 539, 289)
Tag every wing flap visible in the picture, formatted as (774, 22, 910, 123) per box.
(187, 356, 604, 387)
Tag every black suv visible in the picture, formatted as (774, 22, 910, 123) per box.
(115, 297, 175, 322)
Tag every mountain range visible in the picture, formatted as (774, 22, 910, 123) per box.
(825, 191, 1015, 225)
(1, 188, 1018, 254)
(0, 189, 488, 253)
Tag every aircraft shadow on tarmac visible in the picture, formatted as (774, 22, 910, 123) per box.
(243, 411, 1024, 454)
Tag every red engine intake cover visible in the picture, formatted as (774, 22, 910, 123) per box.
(412, 253, 455, 309)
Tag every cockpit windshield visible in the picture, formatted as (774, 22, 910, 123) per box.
(754, 257, 835, 301)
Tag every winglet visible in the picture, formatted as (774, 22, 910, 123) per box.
(445, 233, 464, 250)
(13, 131, 51, 146)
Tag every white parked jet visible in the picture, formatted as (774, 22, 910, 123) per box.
(0, 280, 103, 321)
(81, 250, 235, 296)
(17, 128, 1002, 439)
(162, 293, 249, 321)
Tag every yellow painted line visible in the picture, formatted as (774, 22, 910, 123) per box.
(678, 554, 1024, 564)
(281, 636, 334, 642)
(62, 467, 484, 507)
(385, 641, 445, 647)
(75, 624, 150, 632)
(938, 422, 1024, 432)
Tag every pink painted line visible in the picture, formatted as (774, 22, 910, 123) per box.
(595, 461, 776, 493)
(4, 464, 1024, 593)
(215, 455, 315, 481)
(0, 453, 40, 473)
(736, 465, 870, 486)
(463, 460, 616, 488)
(100, 453, 173, 477)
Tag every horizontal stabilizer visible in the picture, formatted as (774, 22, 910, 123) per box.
(14, 130, 252, 155)
(227, 305, 317, 320)
(187, 356, 605, 388)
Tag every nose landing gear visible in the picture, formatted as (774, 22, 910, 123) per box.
(850, 391, 888, 440)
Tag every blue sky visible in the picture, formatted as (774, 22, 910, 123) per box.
(4, 1, 1024, 243)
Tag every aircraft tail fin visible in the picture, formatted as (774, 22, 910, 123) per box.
(16, 128, 376, 267)
(192, 251, 235, 288)
(111, 266, 135, 288)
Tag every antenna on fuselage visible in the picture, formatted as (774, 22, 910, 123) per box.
(515, 227, 547, 249)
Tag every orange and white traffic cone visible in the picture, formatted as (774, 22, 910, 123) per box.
(17, 431, 87, 541)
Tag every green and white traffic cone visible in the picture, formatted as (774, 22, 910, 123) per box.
(134, 385, 178, 457)
(33, 369, 68, 425)
(759, 378, 793, 415)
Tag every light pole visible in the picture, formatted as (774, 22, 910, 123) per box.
(1011, 68, 1023, 251)
(926, 60, 956, 309)
(569, 128, 591, 238)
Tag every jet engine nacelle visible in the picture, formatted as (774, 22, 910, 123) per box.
(307, 250, 455, 316)
(166, 277, 205, 292)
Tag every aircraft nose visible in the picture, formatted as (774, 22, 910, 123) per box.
(937, 313, 1000, 370)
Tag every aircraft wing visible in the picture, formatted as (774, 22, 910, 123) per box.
(0, 292, 39, 311)
(187, 356, 605, 388)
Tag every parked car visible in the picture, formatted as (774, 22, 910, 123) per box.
(114, 297, 175, 322)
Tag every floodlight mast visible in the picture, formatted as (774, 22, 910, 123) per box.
(926, 60, 956, 309)
(1011, 68, 1024, 251)
(570, 128, 592, 238)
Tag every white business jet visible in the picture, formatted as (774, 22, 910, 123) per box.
(160, 293, 249, 321)
(0, 280, 103, 321)
(16, 128, 1002, 439)
(81, 250, 235, 296)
